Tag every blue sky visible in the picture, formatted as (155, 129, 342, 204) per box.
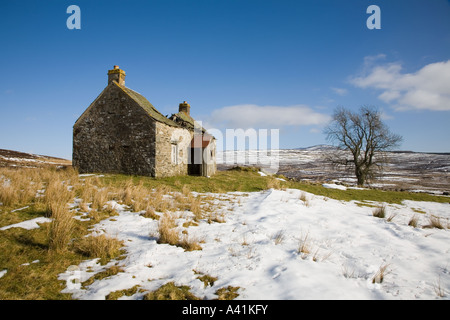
(1, 0, 449, 159)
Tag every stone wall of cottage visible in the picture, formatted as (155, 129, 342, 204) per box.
(203, 140, 217, 177)
(154, 122, 192, 177)
(73, 85, 157, 176)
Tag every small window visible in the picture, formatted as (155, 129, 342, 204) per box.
(171, 144, 178, 164)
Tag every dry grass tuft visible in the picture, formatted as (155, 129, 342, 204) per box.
(372, 205, 387, 219)
(47, 202, 74, 252)
(143, 282, 200, 300)
(408, 215, 419, 228)
(73, 234, 124, 264)
(273, 230, 286, 245)
(215, 286, 240, 300)
(372, 263, 391, 284)
(179, 233, 202, 251)
(266, 177, 281, 190)
(297, 231, 311, 257)
(105, 285, 141, 300)
(423, 215, 447, 230)
(157, 213, 179, 246)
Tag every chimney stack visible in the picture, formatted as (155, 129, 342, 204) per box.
(108, 65, 126, 86)
(179, 101, 191, 116)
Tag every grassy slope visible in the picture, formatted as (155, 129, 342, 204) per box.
(103, 167, 450, 204)
(0, 167, 448, 299)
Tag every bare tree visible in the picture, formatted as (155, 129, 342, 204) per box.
(324, 106, 402, 186)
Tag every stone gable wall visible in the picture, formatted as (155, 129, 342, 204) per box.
(73, 85, 157, 176)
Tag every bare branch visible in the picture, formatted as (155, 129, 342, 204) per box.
(324, 106, 402, 186)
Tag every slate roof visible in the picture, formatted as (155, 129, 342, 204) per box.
(118, 82, 180, 127)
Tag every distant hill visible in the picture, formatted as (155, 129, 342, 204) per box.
(292, 145, 449, 155)
(0, 149, 72, 168)
(292, 145, 337, 151)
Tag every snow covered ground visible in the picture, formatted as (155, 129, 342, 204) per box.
(50, 187, 450, 300)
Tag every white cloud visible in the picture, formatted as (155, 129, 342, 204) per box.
(350, 59, 450, 111)
(208, 104, 330, 129)
(331, 87, 348, 96)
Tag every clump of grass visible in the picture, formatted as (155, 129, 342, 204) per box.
(299, 192, 312, 207)
(179, 233, 202, 251)
(299, 192, 307, 202)
(143, 282, 201, 300)
(433, 276, 446, 298)
(194, 270, 218, 288)
(386, 213, 397, 222)
(312, 248, 332, 262)
(189, 196, 203, 221)
(207, 211, 226, 224)
(156, 213, 202, 251)
(215, 286, 240, 300)
(372, 263, 391, 284)
(81, 265, 124, 288)
(423, 215, 447, 229)
(157, 213, 179, 246)
(141, 205, 160, 220)
(48, 202, 74, 253)
(408, 215, 419, 228)
(297, 231, 311, 257)
(372, 205, 386, 218)
(266, 177, 281, 190)
(273, 230, 285, 245)
(105, 285, 141, 300)
(342, 264, 357, 279)
(73, 234, 125, 265)
(0, 182, 19, 207)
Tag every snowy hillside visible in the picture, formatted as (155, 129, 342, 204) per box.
(218, 147, 450, 194)
(55, 186, 450, 300)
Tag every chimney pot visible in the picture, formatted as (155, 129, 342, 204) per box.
(179, 101, 191, 116)
(108, 65, 126, 86)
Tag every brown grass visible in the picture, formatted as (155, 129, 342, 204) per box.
(372, 263, 391, 284)
(215, 286, 240, 300)
(47, 202, 74, 252)
(179, 233, 202, 251)
(423, 215, 447, 230)
(408, 215, 419, 228)
(157, 213, 179, 246)
(73, 234, 124, 264)
(372, 205, 387, 219)
(143, 282, 201, 300)
(297, 231, 311, 256)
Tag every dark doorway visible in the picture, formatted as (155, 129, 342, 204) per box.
(188, 148, 202, 175)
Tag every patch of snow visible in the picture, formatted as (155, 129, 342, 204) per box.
(0, 217, 52, 231)
(322, 183, 347, 190)
(11, 206, 30, 212)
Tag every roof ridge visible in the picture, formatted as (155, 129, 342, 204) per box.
(114, 82, 180, 127)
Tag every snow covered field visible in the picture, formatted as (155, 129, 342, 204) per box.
(52, 187, 450, 300)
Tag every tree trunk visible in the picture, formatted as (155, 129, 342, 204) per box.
(355, 166, 365, 186)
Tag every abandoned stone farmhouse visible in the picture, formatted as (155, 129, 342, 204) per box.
(73, 66, 216, 177)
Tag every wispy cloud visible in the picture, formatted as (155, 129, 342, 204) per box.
(331, 87, 348, 96)
(207, 104, 330, 129)
(350, 58, 450, 111)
